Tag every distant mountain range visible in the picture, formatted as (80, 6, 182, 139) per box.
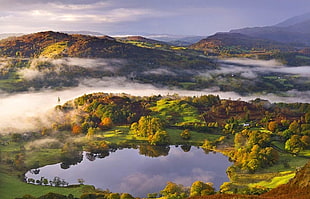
(0, 33, 24, 40)
(230, 12, 310, 45)
(185, 12, 310, 64)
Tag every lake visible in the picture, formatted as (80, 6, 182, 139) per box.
(25, 146, 232, 197)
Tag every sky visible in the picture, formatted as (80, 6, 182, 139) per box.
(0, 0, 310, 36)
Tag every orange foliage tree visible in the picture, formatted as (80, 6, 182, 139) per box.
(99, 117, 113, 129)
(72, 124, 82, 135)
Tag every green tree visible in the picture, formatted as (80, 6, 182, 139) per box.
(132, 116, 164, 137)
(234, 132, 246, 148)
(160, 181, 187, 197)
(305, 112, 310, 124)
(120, 193, 134, 199)
(285, 135, 303, 155)
(148, 130, 170, 145)
(202, 140, 215, 150)
(190, 181, 215, 196)
(107, 193, 120, 199)
(11, 133, 22, 142)
(289, 120, 301, 134)
(86, 128, 95, 140)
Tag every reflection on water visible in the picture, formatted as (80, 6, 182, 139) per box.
(25, 146, 231, 197)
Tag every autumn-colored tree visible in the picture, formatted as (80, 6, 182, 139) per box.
(301, 135, 310, 148)
(289, 120, 301, 134)
(180, 129, 191, 140)
(268, 121, 278, 132)
(99, 117, 113, 129)
(281, 119, 290, 128)
(72, 124, 82, 135)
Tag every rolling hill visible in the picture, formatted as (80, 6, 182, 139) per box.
(189, 32, 293, 55)
(0, 31, 167, 59)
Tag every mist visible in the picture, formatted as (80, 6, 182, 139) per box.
(207, 58, 310, 78)
(1, 57, 309, 134)
(1, 75, 309, 134)
(17, 57, 125, 80)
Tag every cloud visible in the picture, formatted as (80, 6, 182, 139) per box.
(49, 1, 108, 10)
(120, 173, 166, 196)
(0, 0, 166, 33)
(173, 168, 214, 186)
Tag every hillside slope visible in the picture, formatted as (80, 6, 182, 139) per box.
(0, 31, 168, 59)
(189, 32, 292, 55)
(189, 160, 310, 199)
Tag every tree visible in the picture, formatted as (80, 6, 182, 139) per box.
(268, 121, 278, 132)
(180, 129, 191, 140)
(190, 181, 215, 196)
(107, 193, 120, 199)
(131, 116, 164, 137)
(247, 159, 260, 173)
(282, 129, 293, 140)
(11, 133, 22, 142)
(86, 128, 95, 140)
(305, 112, 310, 124)
(72, 124, 82, 135)
(147, 193, 158, 198)
(77, 178, 85, 185)
(160, 181, 185, 196)
(100, 117, 113, 129)
(202, 139, 215, 150)
(234, 132, 246, 148)
(289, 120, 301, 134)
(148, 130, 170, 145)
(301, 135, 310, 148)
(120, 193, 134, 199)
(285, 135, 303, 155)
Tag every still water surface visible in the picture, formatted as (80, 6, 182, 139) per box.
(26, 146, 231, 197)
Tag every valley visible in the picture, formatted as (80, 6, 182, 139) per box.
(0, 9, 310, 199)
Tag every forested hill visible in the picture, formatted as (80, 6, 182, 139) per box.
(0, 31, 169, 59)
(189, 32, 293, 55)
(190, 160, 310, 199)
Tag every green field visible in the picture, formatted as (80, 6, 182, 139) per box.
(249, 171, 295, 189)
(0, 172, 86, 199)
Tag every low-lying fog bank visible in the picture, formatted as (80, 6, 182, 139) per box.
(0, 76, 309, 134)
